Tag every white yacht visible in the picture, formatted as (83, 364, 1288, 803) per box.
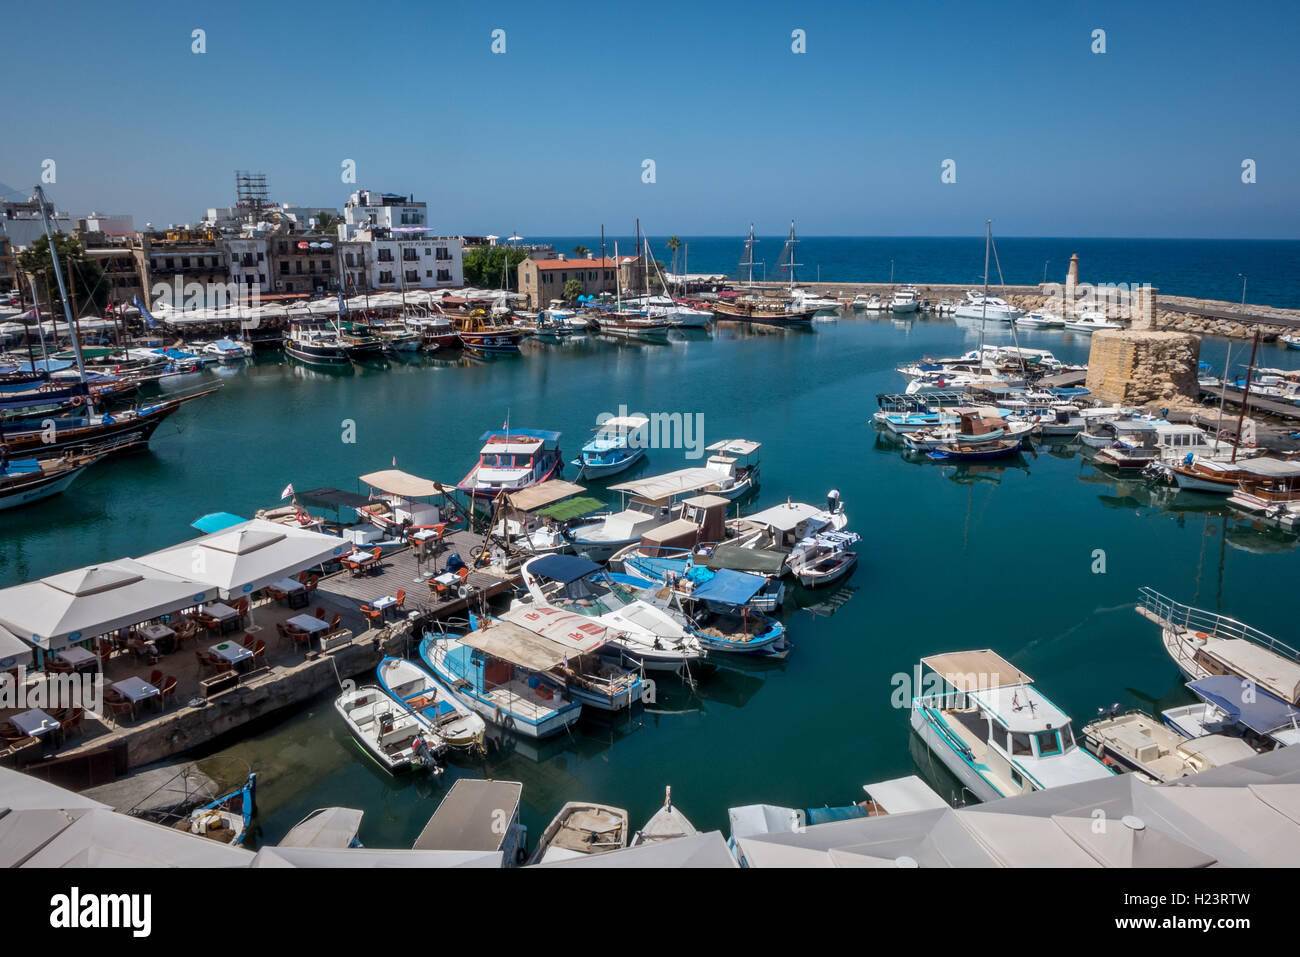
(790, 289, 842, 313)
(910, 649, 1115, 802)
(1082, 708, 1256, 783)
(852, 293, 888, 311)
(1064, 309, 1124, 332)
(1015, 310, 1065, 328)
(890, 285, 920, 313)
(952, 292, 1022, 322)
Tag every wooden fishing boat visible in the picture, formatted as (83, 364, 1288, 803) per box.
(0, 449, 107, 511)
(454, 311, 522, 353)
(788, 530, 861, 588)
(182, 773, 258, 846)
(711, 298, 818, 326)
(335, 683, 446, 774)
(528, 801, 629, 864)
(925, 438, 1022, 461)
(630, 786, 697, 846)
(457, 428, 563, 499)
(1151, 457, 1253, 494)
(0, 389, 215, 459)
(594, 311, 674, 342)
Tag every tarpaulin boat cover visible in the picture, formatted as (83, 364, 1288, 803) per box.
(460, 620, 576, 672)
(690, 568, 766, 606)
(297, 487, 373, 510)
(1188, 675, 1300, 734)
(526, 554, 602, 584)
(358, 469, 446, 498)
(704, 545, 787, 576)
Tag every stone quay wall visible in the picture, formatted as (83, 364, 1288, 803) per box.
(1084, 330, 1202, 408)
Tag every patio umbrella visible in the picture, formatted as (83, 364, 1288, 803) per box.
(0, 622, 33, 667)
(1051, 813, 1217, 868)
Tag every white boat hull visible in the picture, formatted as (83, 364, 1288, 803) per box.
(910, 707, 1001, 803)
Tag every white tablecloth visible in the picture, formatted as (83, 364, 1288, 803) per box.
(210, 642, 253, 664)
(112, 677, 160, 703)
(12, 709, 58, 737)
(57, 647, 97, 668)
(287, 614, 330, 635)
(206, 602, 239, 621)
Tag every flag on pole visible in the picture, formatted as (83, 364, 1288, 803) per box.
(280, 483, 294, 500)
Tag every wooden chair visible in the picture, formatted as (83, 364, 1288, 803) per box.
(395, 589, 406, 612)
(104, 691, 133, 726)
(242, 633, 256, 650)
(297, 571, 310, 585)
(305, 574, 320, 595)
(195, 649, 217, 675)
(329, 613, 342, 633)
(160, 676, 178, 707)
(275, 621, 291, 644)
(252, 640, 267, 663)
(360, 604, 383, 625)
(0, 722, 23, 744)
(314, 607, 326, 622)
(149, 669, 164, 688)
(97, 641, 114, 667)
(59, 708, 84, 740)
(287, 626, 310, 654)
(46, 660, 73, 675)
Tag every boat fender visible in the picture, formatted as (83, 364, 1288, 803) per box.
(71, 395, 84, 407)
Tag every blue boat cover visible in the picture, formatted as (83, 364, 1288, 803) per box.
(806, 805, 870, 826)
(690, 568, 766, 606)
(191, 512, 248, 533)
(1187, 676, 1300, 734)
(479, 428, 562, 442)
(528, 554, 602, 584)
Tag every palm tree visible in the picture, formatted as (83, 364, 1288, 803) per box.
(666, 236, 682, 279)
(573, 245, 589, 259)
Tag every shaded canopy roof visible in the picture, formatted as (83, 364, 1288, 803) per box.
(0, 623, 33, 667)
(1189, 675, 1300, 734)
(920, 650, 1029, 693)
(610, 468, 721, 502)
(526, 554, 602, 584)
(530, 831, 736, 868)
(358, 469, 446, 498)
(134, 519, 347, 600)
(461, 620, 581, 672)
(0, 559, 217, 650)
(691, 568, 766, 606)
(505, 479, 586, 513)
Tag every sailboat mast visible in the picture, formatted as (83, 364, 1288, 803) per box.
(34, 185, 87, 383)
(1230, 328, 1261, 464)
(978, 219, 991, 357)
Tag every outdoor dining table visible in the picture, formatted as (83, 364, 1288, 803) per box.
(12, 709, 59, 739)
(205, 602, 242, 635)
(57, 646, 99, 673)
(286, 614, 330, 648)
(270, 577, 308, 609)
(112, 677, 161, 717)
(139, 623, 176, 654)
(373, 595, 398, 619)
(344, 551, 378, 575)
(210, 641, 254, 672)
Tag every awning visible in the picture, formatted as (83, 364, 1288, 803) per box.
(0, 623, 33, 667)
(505, 480, 586, 513)
(479, 428, 561, 443)
(691, 568, 766, 606)
(706, 439, 761, 456)
(609, 468, 721, 502)
(1189, 676, 1300, 734)
(135, 519, 348, 600)
(0, 560, 217, 651)
(1238, 459, 1300, 477)
(191, 512, 247, 533)
(296, 487, 373, 510)
(359, 469, 446, 498)
(704, 545, 787, 576)
(920, 650, 1029, 693)
(534, 496, 605, 522)
(525, 554, 602, 584)
(461, 620, 577, 672)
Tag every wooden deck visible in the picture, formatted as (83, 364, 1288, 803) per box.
(317, 530, 521, 621)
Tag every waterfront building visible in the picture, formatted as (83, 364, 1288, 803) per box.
(223, 237, 270, 294)
(343, 189, 428, 231)
(518, 254, 633, 309)
(140, 230, 229, 306)
(365, 233, 463, 291)
(268, 234, 338, 294)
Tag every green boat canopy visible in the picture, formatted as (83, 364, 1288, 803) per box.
(533, 496, 606, 522)
(704, 545, 788, 575)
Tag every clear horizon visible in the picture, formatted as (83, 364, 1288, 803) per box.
(5, 1, 1298, 239)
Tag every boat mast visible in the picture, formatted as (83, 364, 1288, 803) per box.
(614, 240, 622, 312)
(34, 185, 87, 384)
(1212, 342, 1231, 454)
(1230, 327, 1261, 463)
(977, 220, 991, 358)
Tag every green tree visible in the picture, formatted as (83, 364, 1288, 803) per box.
(572, 245, 589, 259)
(666, 236, 681, 276)
(315, 212, 340, 233)
(18, 233, 108, 316)
(462, 244, 533, 289)
(562, 279, 583, 303)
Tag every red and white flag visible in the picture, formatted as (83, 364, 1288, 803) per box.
(280, 483, 294, 500)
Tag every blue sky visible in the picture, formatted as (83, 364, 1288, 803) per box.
(4, 1, 1298, 237)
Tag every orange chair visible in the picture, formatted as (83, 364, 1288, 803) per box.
(395, 589, 406, 611)
(149, 669, 164, 688)
(160, 677, 178, 707)
(360, 604, 383, 625)
(330, 613, 342, 632)
(252, 640, 267, 663)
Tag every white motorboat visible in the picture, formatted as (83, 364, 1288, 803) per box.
(529, 802, 629, 864)
(901, 407, 1034, 451)
(1015, 310, 1065, 328)
(910, 649, 1115, 803)
(375, 656, 488, 749)
(1082, 708, 1256, 783)
(631, 786, 698, 846)
(953, 293, 1022, 322)
(853, 293, 889, 311)
(790, 288, 842, 313)
(890, 285, 920, 313)
(334, 684, 445, 775)
(572, 414, 650, 479)
(1064, 310, 1124, 332)
(517, 554, 705, 671)
(787, 530, 860, 588)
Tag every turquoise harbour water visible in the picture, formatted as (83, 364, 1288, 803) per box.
(4, 318, 1299, 848)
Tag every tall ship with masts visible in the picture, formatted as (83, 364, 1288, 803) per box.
(712, 223, 818, 326)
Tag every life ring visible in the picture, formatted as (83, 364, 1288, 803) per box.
(71, 395, 84, 407)
(295, 509, 310, 524)
(457, 585, 470, 599)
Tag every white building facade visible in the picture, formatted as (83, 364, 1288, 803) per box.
(367, 237, 462, 290)
(223, 238, 270, 293)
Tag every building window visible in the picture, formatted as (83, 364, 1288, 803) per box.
(403, 248, 417, 262)
(436, 268, 451, 282)
(404, 269, 418, 283)
(378, 248, 393, 262)
(378, 270, 394, 284)
(436, 247, 451, 260)
(425, 270, 432, 278)
(279, 262, 289, 275)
